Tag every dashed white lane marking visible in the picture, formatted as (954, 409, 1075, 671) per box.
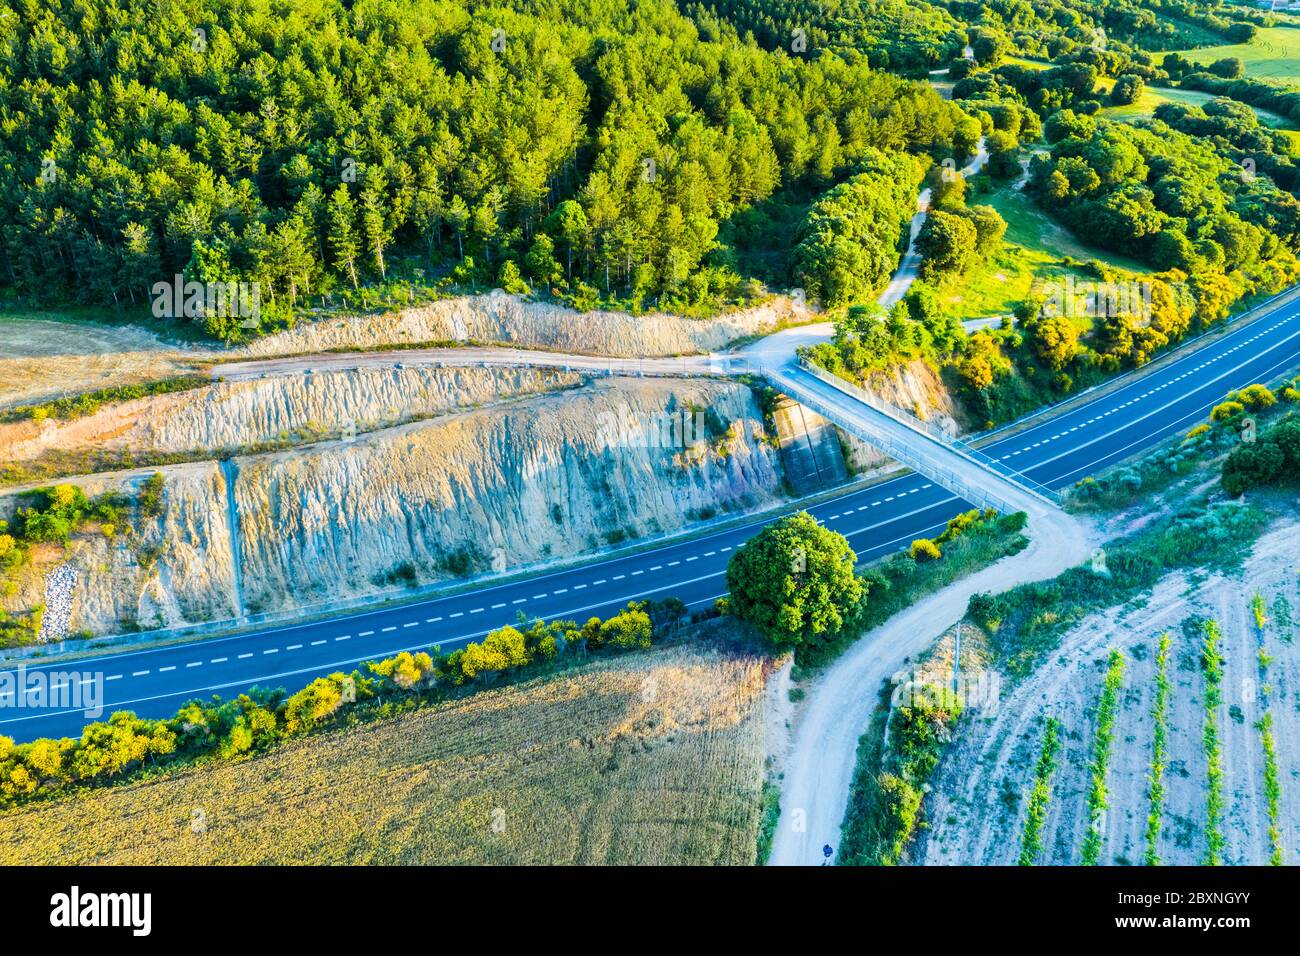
(211, 657, 227, 664)
(186, 661, 202, 668)
(553, 589, 568, 595)
(511, 599, 527, 604)
(427, 616, 442, 623)
(358, 630, 374, 637)
(263, 648, 279, 655)
(573, 584, 587, 589)
(632, 569, 644, 575)
(287, 644, 302, 650)
(613, 574, 626, 580)
(403, 622, 418, 628)
(450, 612, 463, 618)
(381, 626, 397, 633)
(593, 579, 607, 585)
(649, 565, 663, 571)
(469, 607, 485, 614)
(335, 635, 351, 642)
(533, 593, 548, 599)
(133, 670, 149, 677)
(159, 666, 176, 672)
(311, 640, 327, 646)
(238, 653, 253, 659)
(106, 674, 122, 681)
(491, 602, 507, 608)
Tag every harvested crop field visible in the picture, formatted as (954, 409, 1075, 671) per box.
(0, 644, 772, 865)
(918, 521, 1300, 866)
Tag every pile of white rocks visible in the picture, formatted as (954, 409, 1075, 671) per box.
(36, 563, 77, 642)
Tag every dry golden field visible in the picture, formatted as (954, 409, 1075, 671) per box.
(0, 644, 771, 865)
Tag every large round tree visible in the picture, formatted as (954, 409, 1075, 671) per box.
(725, 512, 864, 649)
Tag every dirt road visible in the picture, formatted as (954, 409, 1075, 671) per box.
(768, 506, 1094, 866)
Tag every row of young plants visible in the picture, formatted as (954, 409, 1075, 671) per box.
(1019, 716, 1063, 866)
(0, 600, 682, 809)
(1080, 649, 1126, 866)
(1198, 617, 1227, 866)
(1251, 591, 1285, 866)
(1144, 633, 1172, 866)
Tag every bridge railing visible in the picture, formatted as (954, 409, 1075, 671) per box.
(789, 359, 1063, 507)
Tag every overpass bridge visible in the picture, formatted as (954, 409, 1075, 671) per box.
(760, 358, 1064, 518)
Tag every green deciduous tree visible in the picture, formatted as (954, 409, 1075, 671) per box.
(725, 511, 864, 648)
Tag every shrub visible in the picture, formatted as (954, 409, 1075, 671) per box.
(1221, 417, 1300, 496)
(1210, 400, 1245, 422)
(910, 538, 942, 561)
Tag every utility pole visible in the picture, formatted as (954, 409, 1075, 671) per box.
(952, 621, 962, 701)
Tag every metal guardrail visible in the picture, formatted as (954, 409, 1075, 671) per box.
(790, 359, 1063, 507)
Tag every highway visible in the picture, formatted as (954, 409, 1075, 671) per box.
(3, 291, 1300, 741)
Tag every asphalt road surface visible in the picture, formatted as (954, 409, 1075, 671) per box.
(3, 292, 1299, 741)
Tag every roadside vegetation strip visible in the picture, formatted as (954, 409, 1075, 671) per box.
(1081, 649, 1126, 866)
(796, 509, 1029, 670)
(0, 643, 768, 866)
(969, 499, 1268, 678)
(1071, 377, 1300, 512)
(1144, 633, 1172, 867)
(754, 780, 782, 866)
(1199, 618, 1227, 866)
(838, 680, 961, 865)
(0, 600, 684, 810)
(0, 375, 208, 424)
(1019, 716, 1063, 867)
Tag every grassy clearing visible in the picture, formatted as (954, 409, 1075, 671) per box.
(978, 182, 1148, 275)
(1171, 27, 1300, 84)
(938, 179, 1145, 323)
(0, 643, 769, 865)
(1144, 633, 1172, 866)
(1081, 649, 1126, 865)
(1198, 617, 1227, 866)
(1019, 716, 1062, 866)
(1102, 83, 1296, 129)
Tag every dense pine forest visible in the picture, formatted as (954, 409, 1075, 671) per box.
(1, 0, 1295, 347)
(0, 0, 973, 335)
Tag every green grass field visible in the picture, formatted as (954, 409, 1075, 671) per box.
(1102, 83, 1297, 131)
(936, 181, 1145, 321)
(1170, 26, 1300, 83)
